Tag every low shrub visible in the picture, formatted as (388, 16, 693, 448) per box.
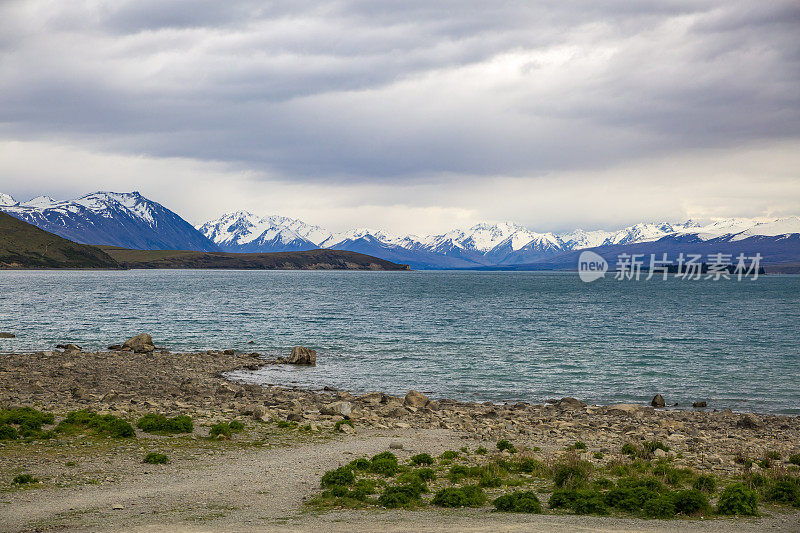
(548, 489, 577, 509)
(594, 452, 604, 460)
(643, 495, 676, 518)
(789, 454, 800, 466)
(716, 483, 759, 516)
(410, 453, 434, 466)
(693, 474, 717, 494)
(415, 468, 436, 482)
(553, 461, 590, 489)
(210, 422, 232, 439)
(321, 466, 355, 487)
(515, 457, 548, 476)
(440, 450, 459, 461)
(378, 483, 424, 508)
(571, 490, 608, 515)
(572, 441, 587, 450)
(617, 476, 665, 494)
(0, 424, 19, 440)
(56, 410, 134, 438)
(143, 452, 169, 464)
(592, 478, 614, 490)
(642, 440, 670, 458)
(370, 458, 398, 477)
(497, 440, 517, 453)
(479, 474, 502, 488)
(334, 419, 353, 432)
(621, 443, 638, 457)
(673, 489, 711, 515)
(229, 420, 244, 431)
(764, 451, 782, 461)
(432, 485, 486, 507)
(371, 451, 397, 463)
(493, 490, 542, 513)
(766, 480, 800, 506)
(603, 486, 659, 512)
(396, 471, 429, 491)
(348, 458, 371, 471)
(0, 407, 54, 431)
(448, 464, 470, 483)
(136, 414, 193, 434)
(12, 473, 38, 485)
(475, 446, 488, 455)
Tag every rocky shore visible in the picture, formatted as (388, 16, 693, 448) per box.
(2, 340, 798, 478)
(1, 338, 799, 531)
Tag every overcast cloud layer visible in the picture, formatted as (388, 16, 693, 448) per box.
(0, 0, 798, 233)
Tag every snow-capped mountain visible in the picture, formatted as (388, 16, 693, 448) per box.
(0, 191, 218, 252)
(0, 192, 17, 206)
(196, 211, 327, 252)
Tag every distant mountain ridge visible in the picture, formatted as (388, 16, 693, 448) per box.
(0, 191, 218, 252)
(3, 190, 799, 268)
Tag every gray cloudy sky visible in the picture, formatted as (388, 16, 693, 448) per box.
(0, 0, 798, 233)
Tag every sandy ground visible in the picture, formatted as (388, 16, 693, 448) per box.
(2, 428, 798, 533)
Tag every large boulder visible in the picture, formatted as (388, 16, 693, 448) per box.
(558, 397, 586, 409)
(286, 346, 316, 365)
(122, 334, 155, 353)
(651, 394, 666, 408)
(403, 390, 429, 408)
(320, 401, 352, 418)
(0, 332, 15, 338)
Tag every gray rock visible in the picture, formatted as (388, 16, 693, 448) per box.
(0, 332, 15, 338)
(693, 401, 707, 408)
(651, 394, 666, 408)
(122, 334, 155, 353)
(389, 441, 404, 449)
(736, 413, 765, 429)
(404, 390, 429, 408)
(71, 386, 91, 400)
(320, 401, 352, 418)
(286, 346, 316, 365)
(558, 397, 586, 409)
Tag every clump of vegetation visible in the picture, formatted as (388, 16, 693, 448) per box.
(334, 419, 353, 432)
(0, 407, 56, 440)
(497, 439, 517, 453)
(276, 420, 294, 429)
(410, 453, 434, 466)
(396, 470, 431, 489)
(432, 485, 486, 507)
(553, 461, 591, 489)
(378, 483, 425, 508)
(594, 452, 604, 460)
(603, 486, 659, 512)
(56, 410, 134, 438)
(439, 450, 459, 461)
(716, 483, 759, 516)
(642, 440, 670, 457)
(321, 466, 355, 487)
(369, 452, 398, 477)
(693, 474, 717, 494)
(621, 443, 638, 457)
(209, 420, 244, 439)
(12, 473, 38, 485)
(348, 458, 370, 471)
(789, 454, 800, 466)
(143, 452, 169, 464)
(764, 450, 782, 461)
(136, 413, 193, 434)
(493, 490, 542, 513)
(475, 446, 488, 455)
(570, 441, 587, 451)
(549, 489, 608, 515)
(766, 480, 800, 507)
(643, 495, 676, 518)
(673, 489, 711, 515)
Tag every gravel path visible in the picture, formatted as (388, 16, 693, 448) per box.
(2, 428, 798, 532)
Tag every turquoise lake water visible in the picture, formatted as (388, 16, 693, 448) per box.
(1, 270, 798, 414)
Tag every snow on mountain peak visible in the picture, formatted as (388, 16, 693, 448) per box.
(22, 195, 58, 208)
(0, 192, 17, 206)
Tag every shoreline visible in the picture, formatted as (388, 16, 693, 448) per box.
(1, 344, 799, 531)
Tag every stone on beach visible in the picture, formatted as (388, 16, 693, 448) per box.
(319, 401, 352, 418)
(285, 346, 316, 365)
(122, 334, 155, 354)
(0, 332, 15, 338)
(404, 390, 429, 408)
(557, 397, 586, 409)
(737, 413, 765, 429)
(693, 401, 707, 408)
(651, 394, 666, 408)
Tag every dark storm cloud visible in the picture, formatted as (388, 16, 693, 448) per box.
(0, 0, 797, 182)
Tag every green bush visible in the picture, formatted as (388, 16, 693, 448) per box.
(448, 464, 470, 482)
(603, 486, 659, 511)
(621, 443, 638, 456)
(143, 452, 169, 464)
(432, 485, 486, 507)
(348, 458, 371, 471)
(693, 474, 717, 494)
(321, 466, 355, 487)
(553, 461, 590, 489)
(369, 458, 398, 477)
(333, 419, 353, 432)
(764, 451, 781, 461)
(593, 452, 604, 459)
(475, 446, 488, 455)
(643, 495, 676, 518)
(354, 478, 376, 494)
(378, 484, 424, 508)
(371, 451, 397, 463)
(136, 414, 193, 434)
(440, 450, 459, 461)
(209, 422, 232, 439)
(642, 440, 670, 457)
(592, 478, 614, 490)
(673, 489, 711, 515)
(766, 480, 800, 506)
(410, 453, 434, 465)
(0, 407, 54, 431)
(571, 490, 608, 515)
(515, 457, 547, 475)
(548, 489, 577, 509)
(617, 476, 665, 494)
(229, 420, 244, 431)
(493, 490, 542, 513)
(56, 410, 135, 438)
(0, 424, 19, 440)
(716, 483, 759, 516)
(479, 474, 502, 488)
(789, 454, 800, 466)
(416, 468, 436, 482)
(497, 440, 517, 453)
(396, 471, 429, 491)
(12, 473, 38, 485)
(572, 441, 587, 450)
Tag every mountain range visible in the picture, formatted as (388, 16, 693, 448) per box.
(2, 191, 799, 269)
